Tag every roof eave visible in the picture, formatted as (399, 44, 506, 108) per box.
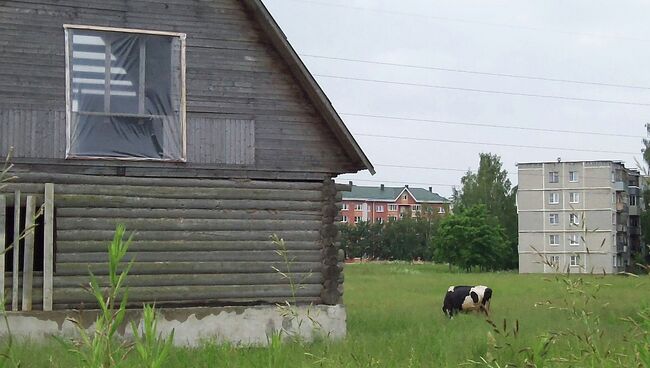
(241, 0, 375, 175)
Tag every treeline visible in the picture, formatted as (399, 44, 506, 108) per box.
(340, 153, 519, 271)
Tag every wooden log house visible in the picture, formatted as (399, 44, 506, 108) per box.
(0, 0, 373, 341)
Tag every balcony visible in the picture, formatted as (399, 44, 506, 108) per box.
(614, 181, 626, 192)
(616, 243, 628, 253)
(616, 224, 628, 233)
(629, 205, 640, 216)
(616, 202, 628, 212)
(630, 227, 641, 236)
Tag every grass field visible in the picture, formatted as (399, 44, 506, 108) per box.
(8, 263, 650, 367)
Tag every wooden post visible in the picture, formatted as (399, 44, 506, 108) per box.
(43, 183, 54, 311)
(0, 195, 5, 306)
(12, 190, 20, 311)
(320, 179, 343, 305)
(22, 195, 36, 311)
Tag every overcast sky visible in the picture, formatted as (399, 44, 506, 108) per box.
(263, 0, 650, 198)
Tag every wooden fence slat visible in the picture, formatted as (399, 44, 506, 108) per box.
(11, 190, 20, 311)
(21, 195, 36, 311)
(0, 195, 5, 305)
(43, 183, 54, 311)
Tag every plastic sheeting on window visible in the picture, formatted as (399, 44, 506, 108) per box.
(66, 28, 184, 160)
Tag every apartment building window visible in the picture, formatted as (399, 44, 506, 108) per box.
(548, 171, 559, 183)
(376, 218, 383, 224)
(569, 234, 579, 246)
(341, 215, 348, 223)
(549, 213, 559, 225)
(569, 192, 580, 204)
(388, 204, 398, 211)
(549, 234, 559, 246)
(549, 255, 560, 267)
(412, 204, 421, 212)
(570, 255, 580, 267)
(631, 217, 639, 227)
(568, 171, 578, 182)
(548, 192, 559, 204)
(438, 207, 446, 214)
(630, 195, 637, 206)
(376, 205, 384, 212)
(354, 204, 363, 211)
(389, 216, 397, 221)
(569, 213, 580, 226)
(354, 216, 362, 223)
(341, 203, 348, 210)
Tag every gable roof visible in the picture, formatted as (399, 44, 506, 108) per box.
(242, 0, 374, 175)
(343, 185, 449, 203)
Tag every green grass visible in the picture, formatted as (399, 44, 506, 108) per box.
(7, 263, 650, 367)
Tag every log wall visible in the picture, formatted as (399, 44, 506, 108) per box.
(2, 173, 347, 309)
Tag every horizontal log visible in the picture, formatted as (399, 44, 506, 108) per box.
(53, 272, 323, 288)
(56, 230, 320, 242)
(10, 172, 324, 190)
(56, 250, 322, 263)
(53, 184, 322, 201)
(52, 296, 322, 310)
(57, 218, 321, 231)
(54, 195, 321, 211)
(56, 240, 320, 253)
(56, 261, 322, 276)
(52, 284, 323, 304)
(56, 208, 322, 221)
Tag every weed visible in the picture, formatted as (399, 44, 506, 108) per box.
(130, 304, 174, 368)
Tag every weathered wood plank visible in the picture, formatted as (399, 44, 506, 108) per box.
(21, 195, 36, 311)
(43, 183, 54, 311)
(56, 240, 320, 253)
(53, 272, 322, 287)
(11, 190, 20, 311)
(52, 284, 322, 304)
(0, 195, 5, 304)
(56, 229, 320, 242)
(56, 207, 322, 221)
(57, 218, 321, 231)
(52, 296, 320, 310)
(56, 250, 322, 263)
(56, 261, 322, 276)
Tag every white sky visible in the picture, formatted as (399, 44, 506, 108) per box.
(263, 0, 650, 198)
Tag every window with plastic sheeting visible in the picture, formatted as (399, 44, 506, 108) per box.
(64, 25, 186, 161)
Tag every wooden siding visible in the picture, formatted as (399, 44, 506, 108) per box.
(0, 173, 350, 309)
(0, 0, 356, 175)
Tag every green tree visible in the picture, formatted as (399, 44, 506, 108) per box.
(433, 204, 509, 271)
(453, 153, 518, 269)
(640, 139, 650, 262)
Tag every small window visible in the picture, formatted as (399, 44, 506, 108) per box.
(376, 218, 383, 224)
(568, 171, 578, 182)
(570, 255, 580, 266)
(354, 204, 363, 211)
(630, 195, 637, 206)
(549, 234, 559, 246)
(341, 215, 348, 223)
(569, 192, 579, 204)
(399, 213, 405, 219)
(438, 207, 446, 214)
(341, 203, 348, 211)
(65, 25, 186, 160)
(354, 216, 362, 223)
(548, 171, 559, 183)
(569, 213, 579, 225)
(403, 195, 408, 200)
(549, 213, 559, 225)
(388, 204, 398, 211)
(376, 205, 384, 212)
(412, 204, 421, 212)
(549, 255, 560, 266)
(569, 234, 579, 246)
(548, 192, 559, 204)
(389, 216, 397, 221)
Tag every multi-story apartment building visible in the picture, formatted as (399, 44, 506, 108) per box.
(340, 184, 450, 224)
(517, 160, 642, 274)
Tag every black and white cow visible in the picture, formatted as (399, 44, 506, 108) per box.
(442, 285, 492, 318)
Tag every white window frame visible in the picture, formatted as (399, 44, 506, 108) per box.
(569, 213, 579, 225)
(354, 204, 363, 211)
(376, 205, 384, 212)
(412, 204, 421, 212)
(548, 192, 559, 204)
(548, 171, 559, 183)
(342, 203, 348, 210)
(438, 207, 446, 214)
(549, 234, 559, 246)
(630, 195, 637, 206)
(549, 213, 559, 225)
(568, 171, 578, 182)
(354, 216, 362, 223)
(569, 234, 579, 246)
(389, 216, 397, 221)
(376, 218, 383, 224)
(569, 192, 579, 204)
(64, 24, 187, 162)
(549, 255, 560, 266)
(570, 255, 580, 267)
(388, 204, 398, 211)
(341, 215, 348, 223)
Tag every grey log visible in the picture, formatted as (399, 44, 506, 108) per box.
(56, 250, 322, 263)
(56, 208, 322, 221)
(11, 190, 20, 311)
(56, 230, 321, 242)
(56, 240, 320, 253)
(57, 218, 321, 231)
(43, 183, 54, 311)
(21, 195, 36, 311)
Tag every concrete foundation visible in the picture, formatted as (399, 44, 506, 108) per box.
(0, 304, 346, 346)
